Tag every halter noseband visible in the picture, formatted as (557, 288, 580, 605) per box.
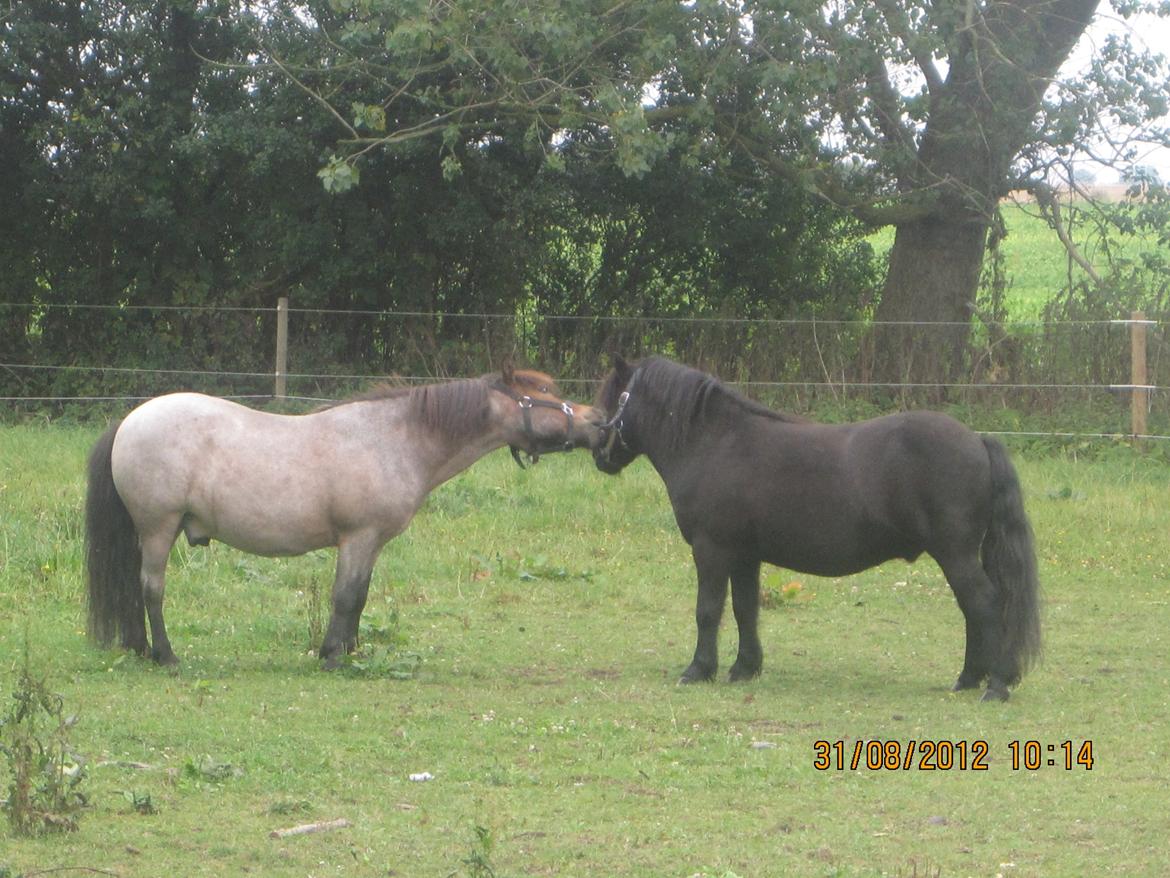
(598, 368, 638, 461)
(491, 381, 577, 468)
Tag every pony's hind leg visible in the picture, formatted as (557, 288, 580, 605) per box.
(728, 557, 764, 682)
(140, 530, 180, 666)
(319, 532, 384, 669)
(939, 554, 1010, 701)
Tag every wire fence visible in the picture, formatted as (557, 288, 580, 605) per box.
(2, 301, 1167, 442)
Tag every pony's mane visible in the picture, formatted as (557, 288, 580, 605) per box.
(628, 357, 805, 446)
(324, 370, 561, 441)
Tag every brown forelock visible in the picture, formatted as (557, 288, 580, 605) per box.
(507, 369, 560, 396)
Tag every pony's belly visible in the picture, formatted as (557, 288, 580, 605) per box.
(185, 512, 334, 557)
(761, 531, 920, 576)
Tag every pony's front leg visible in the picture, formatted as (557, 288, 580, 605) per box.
(319, 534, 382, 669)
(727, 557, 763, 681)
(680, 537, 731, 684)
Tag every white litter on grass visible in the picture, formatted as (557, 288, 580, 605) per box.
(408, 772, 434, 782)
(750, 741, 777, 750)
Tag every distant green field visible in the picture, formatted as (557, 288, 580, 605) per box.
(3, 425, 1169, 877)
(870, 199, 1167, 318)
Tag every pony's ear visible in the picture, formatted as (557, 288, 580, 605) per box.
(501, 357, 515, 385)
(611, 353, 633, 383)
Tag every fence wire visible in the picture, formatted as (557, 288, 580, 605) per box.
(1, 302, 1165, 442)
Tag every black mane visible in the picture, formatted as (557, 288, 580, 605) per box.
(628, 357, 805, 447)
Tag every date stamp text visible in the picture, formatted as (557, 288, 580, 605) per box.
(812, 739, 1094, 771)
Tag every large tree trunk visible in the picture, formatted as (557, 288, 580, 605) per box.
(866, 0, 1100, 392)
(867, 209, 990, 391)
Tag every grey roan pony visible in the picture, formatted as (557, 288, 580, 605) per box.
(593, 356, 1040, 701)
(85, 367, 601, 668)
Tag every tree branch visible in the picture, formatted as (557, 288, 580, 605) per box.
(260, 45, 359, 140)
(1029, 181, 1102, 284)
(861, 55, 918, 154)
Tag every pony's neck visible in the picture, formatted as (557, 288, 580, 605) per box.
(631, 389, 705, 478)
(331, 384, 507, 497)
(411, 387, 517, 492)
(420, 425, 511, 492)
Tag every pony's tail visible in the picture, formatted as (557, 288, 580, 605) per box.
(85, 421, 146, 653)
(980, 436, 1042, 685)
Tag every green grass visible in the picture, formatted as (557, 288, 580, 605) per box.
(2, 425, 1170, 876)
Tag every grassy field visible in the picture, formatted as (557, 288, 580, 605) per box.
(2, 423, 1169, 877)
(869, 199, 1166, 319)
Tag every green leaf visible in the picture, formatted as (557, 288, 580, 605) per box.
(317, 156, 360, 193)
(352, 102, 386, 133)
(440, 154, 463, 181)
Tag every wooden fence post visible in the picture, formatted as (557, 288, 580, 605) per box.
(1130, 310, 1148, 441)
(275, 297, 289, 400)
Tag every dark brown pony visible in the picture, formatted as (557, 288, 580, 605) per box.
(593, 356, 1040, 701)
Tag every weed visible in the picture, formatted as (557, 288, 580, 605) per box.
(340, 646, 422, 680)
(191, 678, 214, 707)
(516, 554, 594, 582)
(182, 755, 242, 785)
(472, 551, 594, 583)
(303, 573, 326, 651)
(359, 609, 406, 646)
(267, 798, 314, 816)
(759, 573, 811, 609)
(120, 789, 157, 815)
(458, 824, 497, 878)
(896, 862, 942, 878)
(0, 645, 87, 835)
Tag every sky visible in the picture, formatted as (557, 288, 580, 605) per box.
(1069, 3, 1170, 183)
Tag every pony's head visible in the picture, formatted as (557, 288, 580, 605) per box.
(491, 362, 602, 466)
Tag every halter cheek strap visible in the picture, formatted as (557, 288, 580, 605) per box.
(511, 394, 576, 468)
(599, 369, 638, 460)
(490, 381, 577, 469)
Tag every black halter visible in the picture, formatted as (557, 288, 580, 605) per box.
(491, 382, 577, 468)
(598, 368, 638, 462)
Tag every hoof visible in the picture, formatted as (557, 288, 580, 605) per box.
(151, 649, 179, 667)
(679, 664, 716, 684)
(318, 636, 352, 670)
(952, 674, 983, 692)
(981, 686, 1010, 703)
(728, 664, 761, 683)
